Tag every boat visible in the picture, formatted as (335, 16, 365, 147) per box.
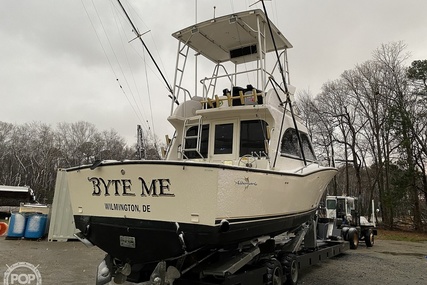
(64, 7, 337, 284)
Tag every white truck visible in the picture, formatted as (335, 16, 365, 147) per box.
(324, 196, 377, 248)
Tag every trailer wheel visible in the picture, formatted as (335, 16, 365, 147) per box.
(348, 228, 359, 250)
(265, 258, 283, 285)
(365, 229, 374, 247)
(113, 272, 127, 284)
(282, 255, 298, 285)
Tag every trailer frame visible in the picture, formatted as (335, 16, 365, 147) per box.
(96, 215, 353, 285)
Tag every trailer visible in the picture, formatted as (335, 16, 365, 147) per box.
(95, 215, 352, 285)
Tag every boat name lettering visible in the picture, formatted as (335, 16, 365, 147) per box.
(104, 203, 150, 213)
(89, 177, 174, 197)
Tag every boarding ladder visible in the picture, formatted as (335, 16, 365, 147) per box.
(181, 116, 204, 159)
(172, 42, 190, 105)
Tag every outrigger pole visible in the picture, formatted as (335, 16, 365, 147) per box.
(260, 0, 307, 166)
(116, 0, 173, 95)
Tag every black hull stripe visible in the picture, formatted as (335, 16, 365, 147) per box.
(74, 210, 315, 264)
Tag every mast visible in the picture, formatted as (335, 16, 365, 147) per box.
(116, 0, 173, 94)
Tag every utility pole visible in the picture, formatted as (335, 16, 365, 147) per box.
(137, 125, 146, 159)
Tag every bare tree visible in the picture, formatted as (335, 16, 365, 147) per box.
(0, 120, 138, 203)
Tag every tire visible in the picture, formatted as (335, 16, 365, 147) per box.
(341, 226, 350, 241)
(365, 229, 374, 247)
(265, 258, 283, 285)
(348, 228, 359, 250)
(113, 272, 127, 284)
(282, 254, 298, 285)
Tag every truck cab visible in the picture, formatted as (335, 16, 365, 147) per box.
(326, 196, 357, 226)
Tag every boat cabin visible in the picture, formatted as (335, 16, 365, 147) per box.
(166, 10, 316, 171)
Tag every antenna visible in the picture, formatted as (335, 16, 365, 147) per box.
(116, 0, 173, 94)
(249, 0, 271, 8)
(128, 30, 151, 43)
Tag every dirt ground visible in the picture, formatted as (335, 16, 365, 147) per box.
(1, 237, 426, 285)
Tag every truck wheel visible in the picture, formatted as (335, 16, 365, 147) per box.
(341, 226, 350, 241)
(365, 229, 374, 247)
(282, 255, 298, 285)
(348, 228, 359, 250)
(265, 258, 283, 285)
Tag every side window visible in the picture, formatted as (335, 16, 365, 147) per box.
(240, 120, 268, 156)
(214, 123, 233, 154)
(184, 124, 209, 158)
(337, 199, 346, 216)
(280, 128, 316, 161)
(281, 128, 300, 157)
(301, 134, 316, 161)
(347, 201, 352, 214)
(326, 199, 336, 210)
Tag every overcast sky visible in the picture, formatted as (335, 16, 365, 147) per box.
(1, 0, 427, 146)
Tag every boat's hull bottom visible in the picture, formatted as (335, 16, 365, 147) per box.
(75, 210, 316, 264)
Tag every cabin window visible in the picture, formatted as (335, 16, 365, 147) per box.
(336, 199, 346, 217)
(280, 128, 316, 161)
(347, 199, 355, 212)
(240, 120, 268, 156)
(326, 199, 336, 210)
(184, 124, 209, 158)
(214, 123, 233, 154)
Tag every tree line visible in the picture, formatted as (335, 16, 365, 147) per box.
(0, 121, 159, 203)
(297, 42, 427, 231)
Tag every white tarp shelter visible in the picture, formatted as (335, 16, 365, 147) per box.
(48, 169, 78, 241)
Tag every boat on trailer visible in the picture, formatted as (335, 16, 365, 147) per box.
(64, 8, 337, 284)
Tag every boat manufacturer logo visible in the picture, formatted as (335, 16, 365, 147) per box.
(3, 262, 42, 285)
(235, 177, 257, 189)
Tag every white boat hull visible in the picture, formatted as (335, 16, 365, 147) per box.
(67, 160, 336, 263)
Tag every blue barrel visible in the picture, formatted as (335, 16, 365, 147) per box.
(24, 214, 47, 239)
(6, 213, 27, 238)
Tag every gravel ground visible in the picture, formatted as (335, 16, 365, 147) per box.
(1, 237, 426, 285)
(298, 240, 427, 285)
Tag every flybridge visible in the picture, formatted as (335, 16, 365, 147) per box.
(168, 9, 294, 120)
(165, 9, 308, 167)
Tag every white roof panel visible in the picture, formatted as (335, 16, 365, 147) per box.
(172, 9, 292, 64)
